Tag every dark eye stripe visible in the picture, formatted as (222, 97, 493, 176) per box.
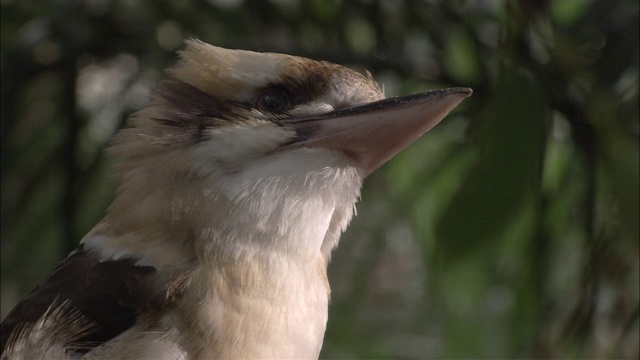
(255, 69, 328, 110)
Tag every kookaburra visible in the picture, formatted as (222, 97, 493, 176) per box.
(1, 39, 471, 359)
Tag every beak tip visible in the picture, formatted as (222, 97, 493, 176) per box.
(452, 87, 473, 98)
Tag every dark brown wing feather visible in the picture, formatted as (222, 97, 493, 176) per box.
(0, 245, 157, 354)
(2, 299, 95, 359)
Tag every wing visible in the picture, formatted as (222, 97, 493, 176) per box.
(2, 299, 95, 359)
(1, 245, 159, 355)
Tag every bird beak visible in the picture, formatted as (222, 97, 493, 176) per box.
(284, 87, 472, 176)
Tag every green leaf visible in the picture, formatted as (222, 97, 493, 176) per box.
(435, 68, 549, 260)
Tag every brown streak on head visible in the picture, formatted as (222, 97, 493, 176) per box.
(155, 81, 250, 127)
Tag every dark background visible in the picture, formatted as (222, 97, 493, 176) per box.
(1, 0, 638, 358)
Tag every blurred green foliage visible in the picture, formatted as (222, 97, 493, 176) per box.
(1, 0, 638, 358)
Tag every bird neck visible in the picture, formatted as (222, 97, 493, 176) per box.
(179, 252, 330, 358)
(80, 148, 363, 357)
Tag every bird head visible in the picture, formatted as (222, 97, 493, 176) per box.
(112, 39, 470, 181)
(97, 39, 470, 264)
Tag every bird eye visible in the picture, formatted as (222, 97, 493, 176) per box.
(256, 89, 290, 112)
